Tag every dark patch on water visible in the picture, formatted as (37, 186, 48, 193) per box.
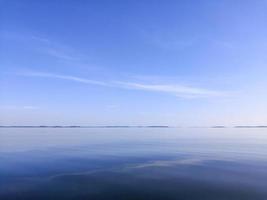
(1, 158, 267, 200)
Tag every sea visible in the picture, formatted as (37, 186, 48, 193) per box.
(1, 127, 267, 200)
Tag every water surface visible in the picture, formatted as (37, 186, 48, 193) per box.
(1, 128, 267, 199)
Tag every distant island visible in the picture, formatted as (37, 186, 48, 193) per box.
(0, 125, 170, 128)
(211, 126, 227, 128)
(234, 126, 267, 128)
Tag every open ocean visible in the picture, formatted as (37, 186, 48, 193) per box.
(1, 128, 267, 200)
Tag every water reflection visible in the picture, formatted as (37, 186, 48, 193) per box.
(1, 128, 267, 199)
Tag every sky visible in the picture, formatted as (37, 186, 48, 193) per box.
(1, 0, 267, 126)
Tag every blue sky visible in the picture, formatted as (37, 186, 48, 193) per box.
(1, 0, 267, 126)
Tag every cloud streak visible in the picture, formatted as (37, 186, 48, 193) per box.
(2, 31, 82, 61)
(0, 105, 39, 110)
(116, 82, 224, 98)
(31, 36, 82, 61)
(23, 72, 108, 86)
(20, 71, 226, 98)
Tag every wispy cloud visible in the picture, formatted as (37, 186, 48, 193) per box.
(19, 71, 226, 98)
(42, 46, 80, 61)
(31, 35, 82, 61)
(116, 81, 224, 98)
(0, 105, 39, 110)
(22, 106, 39, 110)
(22, 71, 108, 86)
(139, 29, 198, 50)
(2, 31, 82, 61)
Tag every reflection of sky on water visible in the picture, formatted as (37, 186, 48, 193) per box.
(1, 128, 267, 199)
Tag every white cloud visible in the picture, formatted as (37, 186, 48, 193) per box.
(0, 105, 39, 110)
(32, 36, 82, 61)
(22, 71, 109, 86)
(138, 29, 198, 50)
(20, 71, 226, 98)
(2, 31, 82, 61)
(115, 81, 225, 98)
(22, 106, 39, 110)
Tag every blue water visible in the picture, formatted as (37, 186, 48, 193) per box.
(1, 128, 267, 199)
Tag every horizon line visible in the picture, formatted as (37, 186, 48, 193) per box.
(1, 125, 267, 128)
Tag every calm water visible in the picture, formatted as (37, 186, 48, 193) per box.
(1, 128, 267, 200)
